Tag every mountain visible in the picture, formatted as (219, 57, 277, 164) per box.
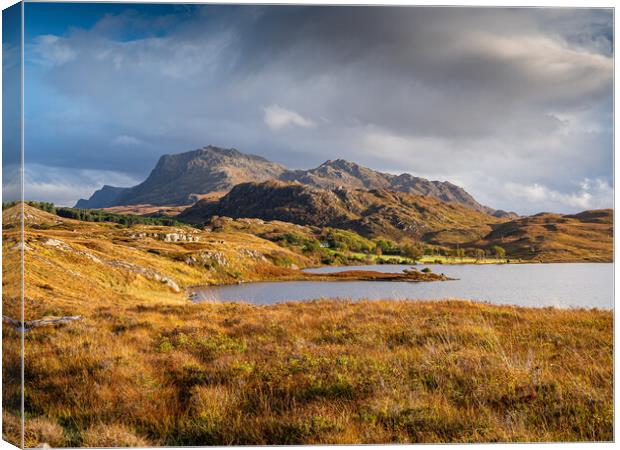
(75, 146, 286, 207)
(178, 182, 613, 261)
(475, 209, 613, 262)
(280, 159, 514, 217)
(76, 145, 514, 217)
(280, 159, 392, 191)
(75, 185, 127, 209)
(178, 180, 502, 243)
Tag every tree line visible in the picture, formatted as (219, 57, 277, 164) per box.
(3, 201, 191, 228)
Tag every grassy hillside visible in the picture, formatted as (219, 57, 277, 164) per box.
(178, 184, 613, 263)
(178, 181, 503, 243)
(3, 204, 445, 321)
(2, 204, 612, 445)
(2, 204, 315, 319)
(477, 210, 613, 262)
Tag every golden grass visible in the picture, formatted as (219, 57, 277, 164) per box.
(2, 205, 613, 446)
(477, 210, 613, 263)
(2, 299, 612, 446)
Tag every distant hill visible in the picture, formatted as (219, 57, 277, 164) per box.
(178, 182, 613, 262)
(178, 180, 502, 243)
(76, 145, 514, 217)
(475, 209, 613, 262)
(75, 185, 127, 209)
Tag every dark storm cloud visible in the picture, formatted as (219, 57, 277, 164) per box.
(24, 5, 612, 213)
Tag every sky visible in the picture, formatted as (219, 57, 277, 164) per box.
(14, 3, 614, 214)
(2, 1, 22, 202)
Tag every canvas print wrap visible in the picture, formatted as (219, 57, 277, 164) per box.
(1, 2, 614, 447)
(3, 1, 24, 448)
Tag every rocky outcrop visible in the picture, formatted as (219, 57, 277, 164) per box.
(107, 260, 181, 292)
(126, 231, 201, 242)
(3, 314, 82, 331)
(282, 159, 499, 214)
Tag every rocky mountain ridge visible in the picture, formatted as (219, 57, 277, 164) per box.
(76, 146, 286, 208)
(76, 145, 515, 217)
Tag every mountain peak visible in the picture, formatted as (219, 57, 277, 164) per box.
(319, 159, 362, 171)
(76, 145, 502, 215)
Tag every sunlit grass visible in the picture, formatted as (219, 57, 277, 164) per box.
(2, 206, 613, 446)
(3, 299, 612, 446)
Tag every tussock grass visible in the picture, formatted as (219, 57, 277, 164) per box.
(3, 299, 612, 446)
(2, 205, 613, 446)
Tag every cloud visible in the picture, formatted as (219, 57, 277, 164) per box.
(23, 164, 140, 206)
(262, 105, 316, 131)
(30, 35, 77, 66)
(23, 6, 613, 213)
(504, 178, 613, 212)
(111, 135, 142, 147)
(2, 164, 22, 203)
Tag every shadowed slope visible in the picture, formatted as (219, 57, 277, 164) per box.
(178, 180, 502, 243)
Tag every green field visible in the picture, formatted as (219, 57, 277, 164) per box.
(347, 252, 509, 265)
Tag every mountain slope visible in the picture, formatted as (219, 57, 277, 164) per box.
(76, 146, 286, 207)
(178, 183, 613, 261)
(178, 180, 502, 243)
(75, 185, 128, 209)
(476, 209, 613, 262)
(76, 146, 512, 217)
(280, 159, 514, 217)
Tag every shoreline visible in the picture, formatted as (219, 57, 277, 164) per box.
(186, 266, 453, 292)
(304, 259, 613, 268)
(187, 294, 613, 312)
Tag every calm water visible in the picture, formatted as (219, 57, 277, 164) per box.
(192, 263, 614, 309)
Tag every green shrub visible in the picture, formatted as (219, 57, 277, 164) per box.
(323, 229, 374, 253)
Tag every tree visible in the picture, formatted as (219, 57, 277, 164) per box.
(401, 243, 423, 261)
(303, 239, 321, 253)
(475, 248, 486, 261)
(491, 245, 506, 259)
(375, 239, 399, 255)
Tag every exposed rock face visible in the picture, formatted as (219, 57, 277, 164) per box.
(3, 314, 82, 331)
(77, 146, 286, 207)
(186, 181, 351, 228)
(178, 180, 501, 242)
(281, 159, 488, 212)
(126, 231, 201, 242)
(280, 159, 392, 190)
(76, 145, 512, 216)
